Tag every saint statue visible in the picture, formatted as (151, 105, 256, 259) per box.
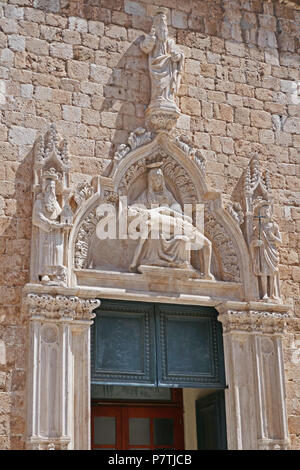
(32, 171, 71, 285)
(140, 8, 184, 129)
(250, 201, 282, 300)
(128, 163, 214, 280)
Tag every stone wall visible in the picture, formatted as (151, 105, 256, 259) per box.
(0, 0, 299, 449)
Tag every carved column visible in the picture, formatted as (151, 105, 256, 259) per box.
(25, 293, 100, 450)
(216, 302, 290, 450)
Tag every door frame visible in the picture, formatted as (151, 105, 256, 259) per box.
(24, 288, 290, 450)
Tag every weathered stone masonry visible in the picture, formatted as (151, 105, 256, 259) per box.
(0, 0, 299, 449)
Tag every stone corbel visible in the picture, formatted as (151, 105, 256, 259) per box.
(216, 301, 291, 450)
(25, 293, 100, 450)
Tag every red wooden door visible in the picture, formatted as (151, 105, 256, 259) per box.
(92, 403, 184, 450)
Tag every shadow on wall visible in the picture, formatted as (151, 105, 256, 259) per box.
(0, 145, 34, 449)
(97, 35, 150, 175)
(0, 148, 33, 295)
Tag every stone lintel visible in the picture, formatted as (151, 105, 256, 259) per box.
(22, 281, 244, 308)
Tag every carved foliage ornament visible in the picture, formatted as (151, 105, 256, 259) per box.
(75, 206, 100, 269)
(174, 135, 206, 175)
(118, 153, 198, 205)
(205, 209, 241, 282)
(26, 293, 100, 320)
(112, 130, 206, 181)
(218, 309, 290, 334)
(224, 201, 244, 226)
(33, 123, 69, 169)
(74, 182, 94, 207)
(113, 128, 152, 165)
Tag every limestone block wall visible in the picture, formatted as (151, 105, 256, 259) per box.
(0, 0, 299, 449)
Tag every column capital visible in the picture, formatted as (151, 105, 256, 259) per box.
(215, 301, 291, 335)
(25, 292, 100, 322)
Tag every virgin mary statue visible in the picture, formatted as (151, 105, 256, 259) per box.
(140, 8, 184, 122)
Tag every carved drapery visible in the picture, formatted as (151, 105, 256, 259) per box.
(232, 154, 283, 302)
(31, 125, 74, 287)
(204, 209, 241, 282)
(140, 8, 184, 132)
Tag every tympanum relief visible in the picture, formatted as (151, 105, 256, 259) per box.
(28, 9, 283, 304)
(127, 162, 214, 280)
(84, 154, 215, 281)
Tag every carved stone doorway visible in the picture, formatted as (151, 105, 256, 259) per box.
(23, 7, 291, 450)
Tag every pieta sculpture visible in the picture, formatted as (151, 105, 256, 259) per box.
(127, 163, 214, 280)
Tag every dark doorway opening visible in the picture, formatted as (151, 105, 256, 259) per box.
(91, 300, 227, 450)
(91, 389, 184, 450)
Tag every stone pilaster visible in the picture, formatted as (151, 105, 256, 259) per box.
(25, 293, 100, 450)
(216, 302, 291, 450)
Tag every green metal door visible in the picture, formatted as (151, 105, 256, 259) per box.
(196, 390, 227, 450)
(91, 299, 226, 389)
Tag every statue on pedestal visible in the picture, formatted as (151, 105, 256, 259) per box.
(250, 200, 282, 300)
(140, 8, 184, 131)
(32, 170, 72, 285)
